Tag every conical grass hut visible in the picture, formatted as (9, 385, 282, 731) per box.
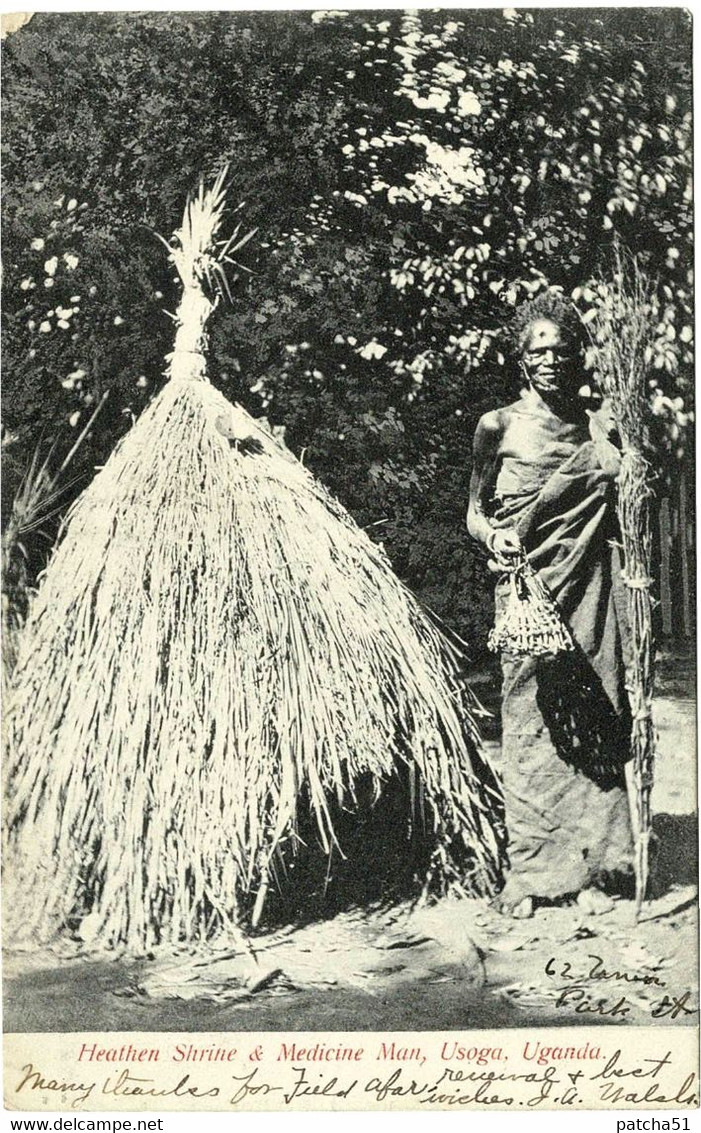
(4, 174, 502, 954)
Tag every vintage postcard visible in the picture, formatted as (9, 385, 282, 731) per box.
(1, 6, 697, 1114)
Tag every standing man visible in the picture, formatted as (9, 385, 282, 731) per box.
(467, 291, 634, 918)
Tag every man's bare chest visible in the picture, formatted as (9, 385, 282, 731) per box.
(498, 407, 588, 465)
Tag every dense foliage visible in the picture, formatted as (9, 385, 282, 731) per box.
(2, 9, 692, 652)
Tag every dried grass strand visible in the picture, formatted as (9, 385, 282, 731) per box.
(586, 242, 658, 919)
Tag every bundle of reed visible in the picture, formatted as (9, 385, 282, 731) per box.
(488, 553, 574, 658)
(4, 173, 501, 954)
(585, 245, 658, 919)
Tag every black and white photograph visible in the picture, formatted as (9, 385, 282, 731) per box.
(1, 5, 697, 1113)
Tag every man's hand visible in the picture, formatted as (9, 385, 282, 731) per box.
(588, 400, 623, 479)
(487, 528, 522, 573)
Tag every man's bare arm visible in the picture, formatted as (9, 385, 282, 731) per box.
(467, 409, 522, 563)
(467, 410, 503, 546)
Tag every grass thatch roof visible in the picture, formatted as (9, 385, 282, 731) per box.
(4, 175, 503, 954)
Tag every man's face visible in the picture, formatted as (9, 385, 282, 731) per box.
(521, 318, 576, 397)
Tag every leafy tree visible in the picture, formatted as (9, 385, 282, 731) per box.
(2, 9, 692, 653)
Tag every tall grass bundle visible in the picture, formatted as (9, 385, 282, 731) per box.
(4, 175, 501, 953)
(585, 244, 658, 918)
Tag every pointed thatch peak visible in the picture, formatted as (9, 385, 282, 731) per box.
(162, 169, 255, 384)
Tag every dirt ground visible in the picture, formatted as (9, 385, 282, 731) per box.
(4, 652, 696, 1035)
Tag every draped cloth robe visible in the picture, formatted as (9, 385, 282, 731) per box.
(491, 392, 634, 904)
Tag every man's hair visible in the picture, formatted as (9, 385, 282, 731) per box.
(509, 289, 585, 356)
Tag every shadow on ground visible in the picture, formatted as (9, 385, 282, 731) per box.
(650, 813, 699, 895)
